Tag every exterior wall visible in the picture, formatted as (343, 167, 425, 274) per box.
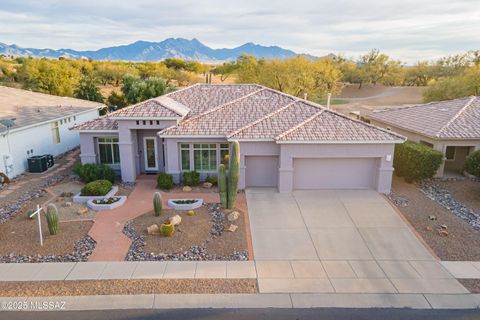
(370, 120, 480, 177)
(1, 109, 99, 178)
(163, 137, 228, 184)
(79, 132, 120, 173)
(278, 143, 396, 194)
(444, 146, 471, 173)
(238, 142, 280, 189)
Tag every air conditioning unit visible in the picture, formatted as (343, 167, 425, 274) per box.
(3, 154, 13, 174)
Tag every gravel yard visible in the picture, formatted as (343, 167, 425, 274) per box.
(0, 279, 257, 296)
(436, 180, 480, 213)
(125, 204, 249, 261)
(458, 279, 480, 293)
(391, 177, 480, 261)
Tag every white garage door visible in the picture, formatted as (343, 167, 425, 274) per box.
(293, 158, 377, 190)
(245, 156, 279, 187)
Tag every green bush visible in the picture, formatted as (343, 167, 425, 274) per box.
(157, 173, 174, 190)
(182, 170, 200, 186)
(205, 175, 218, 186)
(81, 180, 113, 196)
(394, 141, 443, 182)
(73, 163, 115, 183)
(464, 150, 480, 177)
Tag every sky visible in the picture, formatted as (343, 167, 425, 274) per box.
(0, 0, 479, 63)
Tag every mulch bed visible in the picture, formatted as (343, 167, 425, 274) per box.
(0, 279, 257, 296)
(127, 204, 248, 260)
(0, 211, 93, 257)
(391, 176, 480, 261)
(458, 279, 480, 293)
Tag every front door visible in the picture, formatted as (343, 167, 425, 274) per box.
(143, 137, 158, 171)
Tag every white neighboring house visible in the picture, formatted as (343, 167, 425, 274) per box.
(0, 86, 104, 178)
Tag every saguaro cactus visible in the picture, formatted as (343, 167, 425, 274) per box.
(227, 140, 240, 209)
(153, 192, 162, 216)
(46, 203, 59, 235)
(217, 164, 228, 208)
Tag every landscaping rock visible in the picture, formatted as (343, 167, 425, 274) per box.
(426, 226, 433, 232)
(147, 224, 160, 235)
(429, 215, 437, 221)
(77, 208, 89, 215)
(438, 230, 449, 237)
(203, 182, 213, 189)
(182, 186, 192, 192)
(169, 215, 182, 226)
(60, 192, 74, 197)
(441, 224, 448, 230)
(227, 211, 240, 222)
(62, 202, 73, 207)
(187, 210, 195, 216)
(387, 192, 409, 207)
(227, 224, 238, 232)
(420, 179, 480, 230)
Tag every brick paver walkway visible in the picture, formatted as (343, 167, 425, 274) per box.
(88, 176, 252, 261)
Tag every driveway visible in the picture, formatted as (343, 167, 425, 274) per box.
(246, 189, 468, 294)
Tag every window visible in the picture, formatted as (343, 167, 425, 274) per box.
(445, 146, 456, 160)
(98, 137, 120, 164)
(180, 144, 190, 171)
(51, 121, 60, 144)
(180, 143, 229, 172)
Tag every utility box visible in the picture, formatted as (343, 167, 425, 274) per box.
(27, 156, 47, 173)
(43, 154, 54, 168)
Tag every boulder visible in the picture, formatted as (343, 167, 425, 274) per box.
(227, 224, 238, 232)
(425, 226, 433, 232)
(203, 182, 213, 189)
(182, 186, 192, 192)
(169, 214, 182, 226)
(227, 211, 240, 222)
(147, 224, 160, 235)
(438, 230, 449, 237)
(77, 208, 89, 215)
(429, 215, 437, 221)
(62, 202, 72, 207)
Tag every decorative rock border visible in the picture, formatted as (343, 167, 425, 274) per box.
(420, 179, 480, 230)
(167, 198, 203, 211)
(123, 203, 248, 261)
(72, 186, 119, 204)
(87, 196, 127, 211)
(0, 235, 96, 263)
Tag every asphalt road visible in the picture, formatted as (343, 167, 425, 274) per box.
(1, 308, 479, 320)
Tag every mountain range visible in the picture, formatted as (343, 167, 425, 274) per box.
(0, 38, 318, 62)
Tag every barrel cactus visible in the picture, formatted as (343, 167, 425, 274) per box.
(218, 164, 228, 208)
(46, 204, 59, 235)
(153, 192, 162, 216)
(227, 140, 240, 209)
(160, 222, 175, 237)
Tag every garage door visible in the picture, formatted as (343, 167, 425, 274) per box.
(293, 158, 377, 190)
(245, 156, 279, 187)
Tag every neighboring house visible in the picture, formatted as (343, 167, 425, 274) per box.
(368, 96, 480, 177)
(0, 86, 103, 178)
(73, 84, 404, 193)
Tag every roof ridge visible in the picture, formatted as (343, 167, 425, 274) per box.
(275, 110, 324, 140)
(254, 84, 326, 110)
(227, 100, 298, 138)
(322, 108, 406, 141)
(436, 96, 477, 137)
(171, 87, 266, 126)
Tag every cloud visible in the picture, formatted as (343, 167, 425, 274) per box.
(0, 0, 478, 62)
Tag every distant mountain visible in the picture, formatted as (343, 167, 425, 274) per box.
(0, 38, 320, 62)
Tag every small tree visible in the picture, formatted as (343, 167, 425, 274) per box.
(74, 74, 104, 102)
(464, 150, 480, 177)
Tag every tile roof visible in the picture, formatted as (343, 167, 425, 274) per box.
(369, 96, 480, 139)
(74, 83, 403, 143)
(0, 85, 103, 132)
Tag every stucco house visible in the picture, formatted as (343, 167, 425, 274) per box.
(368, 96, 480, 177)
(0, 86, 103, 178)
(73, 84, 404, 193)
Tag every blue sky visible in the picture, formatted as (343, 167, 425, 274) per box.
(0, 0, 479, 62)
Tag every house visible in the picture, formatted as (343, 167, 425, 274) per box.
(0, 86, 103, 178)
(73, 84, 404, 193)
(368, 96, 480, 177)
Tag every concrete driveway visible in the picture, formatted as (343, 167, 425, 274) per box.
(246, 189, 468, 294)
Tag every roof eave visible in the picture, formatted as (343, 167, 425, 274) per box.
(109, 116, 180, 121)
(275, 139, 405, 144)
(157, 134, 227, 139)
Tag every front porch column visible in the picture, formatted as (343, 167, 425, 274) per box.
(434, 143, 446, 177)
(119, 128, 137, 182)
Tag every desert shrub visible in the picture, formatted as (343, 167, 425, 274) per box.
(464, 150, 480, 177)
(205, 175, 218, 186)
(73, 163, 115, 183)
(157, 173, 174, 190)
(182, 170, 200, 186)
(81, 180, 113, 196)
(394, 141, 443, 182)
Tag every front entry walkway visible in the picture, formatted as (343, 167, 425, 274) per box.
(246, 188, 468, 294)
